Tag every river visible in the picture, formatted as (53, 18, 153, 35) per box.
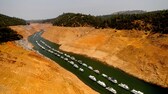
(28, 31, 168, 94)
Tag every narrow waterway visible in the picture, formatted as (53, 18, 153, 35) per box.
(28, 31, 168, 94)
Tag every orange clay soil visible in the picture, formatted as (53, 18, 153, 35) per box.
(42, 26, 168, 88)
(0, 24, 98, 94)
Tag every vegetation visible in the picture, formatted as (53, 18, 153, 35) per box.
(0, 14, 26, 27)
(0, 27, 23, 43)
(50, 10, 168, 34)
(98, 10, 168, 34)
(0, 13, 25, 43)
(52, 13, 99, 27)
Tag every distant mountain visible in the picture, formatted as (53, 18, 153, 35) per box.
(98, 10, 147, 19)
(112, 10, 146, 15)
(0, 13, 26, 27)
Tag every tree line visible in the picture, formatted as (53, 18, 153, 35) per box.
(52, 13, 99, 27)
(51, 10, 168, 34)
(0, 13, 26, 43)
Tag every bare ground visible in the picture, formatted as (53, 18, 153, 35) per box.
(42, 26, 168, 88)
(0, 24, 98, 94)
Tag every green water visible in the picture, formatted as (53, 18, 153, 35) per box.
(28, 31, 168, 94)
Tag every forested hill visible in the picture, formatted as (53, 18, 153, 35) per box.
(0, 13, 25, 43)
(52, 13, 99, 27)
(98, 10, 168, 34)
(0, 13, 26, 27)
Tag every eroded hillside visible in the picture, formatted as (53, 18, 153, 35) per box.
(42, 26, 168, 88)
(0, 24, 98, 94)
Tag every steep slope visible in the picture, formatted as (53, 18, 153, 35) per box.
(0, 13, 26, 27)
(0, 24, 98, 94)
(42, 26, 168, 88)
(0, 42, 98, 94)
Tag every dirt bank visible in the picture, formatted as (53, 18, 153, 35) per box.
(42, 26, 168, 88)
(0, 24, 98, 94)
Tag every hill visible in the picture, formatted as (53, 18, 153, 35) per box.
(0, 13, 26, 43)
(0, 13, 26, 27)
(98, 10, 168, 34)
(0, 25, 97, 94)
(42, 26, 168, 88)
(112, 10, 146, 15)
(52, 13, 99, 27)
(42, 10, 168, 34)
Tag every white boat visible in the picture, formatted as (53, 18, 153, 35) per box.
(97, 80, 106, 87)
(71, 56, 75, 60)
(118, 83, 129, 90)
(59, 52, 63, 55)
(79, 68, 84, 72)
(89, 75, 96, 81)
(60, 56, 64, 59)
(82, 63, 87, 67)
(78, 60, 82, 64)
(54, 52, 58, 56)
(108, 77, 117, 84)
(65, 54, 70, 58)
(94, 70, 100, 74)
(131, 89, 144, 94)
(69, 61, 74, 65)
(36, 41, 46, 50)
(73, 64, 79, 69)
(52, 48, 57, 52)
(48, 49, 54, 53)
(102, 73, 108, 78)
(57, 54, 60, 57)
(88, 66, 93, 70)
(106, 87, 117, 94)
(64, 58, 68, 61)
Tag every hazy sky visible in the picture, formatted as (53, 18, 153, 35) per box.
(0, 0, 168, 20)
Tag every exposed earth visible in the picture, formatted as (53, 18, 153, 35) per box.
(0, 23, 167, 94)
(0, 24, 98, 94)
(42, 25, 168, 88)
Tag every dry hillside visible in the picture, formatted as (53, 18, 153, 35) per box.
(42, 26, 168, 88)
(0, 24, 98, 94)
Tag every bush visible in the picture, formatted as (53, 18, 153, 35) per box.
(0, 27, 23, 43)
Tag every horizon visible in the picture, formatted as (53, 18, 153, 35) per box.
(0, 0, 168, 20)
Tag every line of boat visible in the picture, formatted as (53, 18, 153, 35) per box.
(36, 39, 144, 94)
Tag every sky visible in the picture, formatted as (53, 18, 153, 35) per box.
(0, 0, 168, 20)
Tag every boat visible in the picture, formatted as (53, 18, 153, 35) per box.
(78, 60, 83, 65)
(54, 52, 58, 56)
(102, 73, 108, 78)
(118, 83, 129, 90)
(73, 64, 79, 69)
(106, 87, 117, 94)
(52, 48, 57, 52)
(57, 54, 60, 57)
(69, 61, 74, 65)
(97, 80, 106, 87)
(48, 49, 54, 53)
(82, 63, 87, 67)
(94, 70, 100, 74)
(131, 89, 144, 94)
(88, 66, 93, 70)
(108, 77, 117, 84)
(60, 56, 64, 59)
(71, 56, 75, 60)
(78, 60, 82, 64)
(65, 54, 70, 58)
(89, 75, 96, 81)
(64, 58, 68, 61)
(79, 68, 84, 72)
